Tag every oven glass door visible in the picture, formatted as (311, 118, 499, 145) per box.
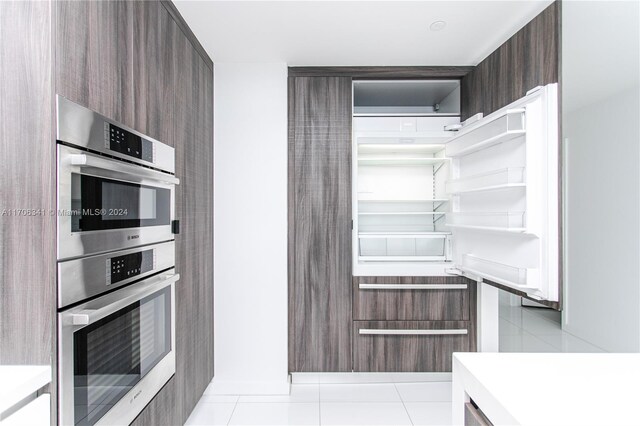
(72, 286, 171, 426)
(71, 173, 171, 232)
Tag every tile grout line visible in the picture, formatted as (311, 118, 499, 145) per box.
(394, 383, 414, 426)
(318, 383, 322, 426)
(225, 396, 239, 426)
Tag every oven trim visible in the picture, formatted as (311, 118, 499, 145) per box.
(57, 241, 176, 309)
(57, 95, 175, 174)
(58, 271, 178, 426)
(57, 144, 177, 261)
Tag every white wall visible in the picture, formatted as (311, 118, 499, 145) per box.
(562, 1, 640, 352)
(212, 63, 289, 393)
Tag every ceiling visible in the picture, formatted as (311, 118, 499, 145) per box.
(174, 0, 554, 66)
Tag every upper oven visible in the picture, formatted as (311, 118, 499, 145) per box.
(56, 96, 179, 260)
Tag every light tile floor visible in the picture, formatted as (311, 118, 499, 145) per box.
(186, 382, 453, 426)
(187, 301, 606, 426)
(499, 301, 605, 353)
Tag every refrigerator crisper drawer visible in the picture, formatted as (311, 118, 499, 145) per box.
(358, 233, 450, 261)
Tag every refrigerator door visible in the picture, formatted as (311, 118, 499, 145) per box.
(445, 84, 559, 302)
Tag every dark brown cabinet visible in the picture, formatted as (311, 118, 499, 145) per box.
(352, 277, 477, 372)
(133, 0, 178, 146)
(56, 0, 135, 127)
(172, 28, 215, 421)
(288, 76, 353, 372)
(4, 1, 214, 424)
(353, 276, 473, 322)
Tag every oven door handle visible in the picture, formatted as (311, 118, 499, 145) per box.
(70, 152, 180, 185)
(65, 273, 180, 327)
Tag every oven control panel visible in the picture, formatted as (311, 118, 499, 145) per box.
(105, 123, 154, 163)
(107, 249, 155, 285)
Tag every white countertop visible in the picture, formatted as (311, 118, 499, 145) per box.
(0, 395, 49, 426)
(0, 366, 51, 418)
(452, 353, 640, 426)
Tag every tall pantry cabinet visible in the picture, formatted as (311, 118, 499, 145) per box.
(288, 77, 353, 372)
(0, 1, 214, 424)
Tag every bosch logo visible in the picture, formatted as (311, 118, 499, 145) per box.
(128, 235, 140, 240)
(130, 390, 142, 403)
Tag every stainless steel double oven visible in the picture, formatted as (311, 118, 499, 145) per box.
(56, 96, 179, 426)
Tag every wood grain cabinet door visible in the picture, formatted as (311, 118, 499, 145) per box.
(172, 28, 215, 422)
(289, 76, 353, 372)
(56, 0, 134, 127)
(133, 0, 179, 146)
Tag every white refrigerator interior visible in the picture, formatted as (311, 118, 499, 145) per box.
(352, 80, 560, 303)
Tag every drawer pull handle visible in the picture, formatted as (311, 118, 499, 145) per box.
(359, 329, 468, 336)
(359, 284, 467, 290)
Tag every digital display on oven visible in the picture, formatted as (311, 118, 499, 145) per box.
(107, 123, 153, 163)
(108, 249, 154, 285)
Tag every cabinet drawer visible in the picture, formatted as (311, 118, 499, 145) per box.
(353, 321, 472, 372)
(353, 276, 471, 321)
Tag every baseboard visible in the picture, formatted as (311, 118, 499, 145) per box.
(205, 378, 291, 395)
(290, 372, 452, 384)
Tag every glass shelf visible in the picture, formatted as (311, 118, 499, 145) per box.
(358, 157, 449, 166)
(446, 167, 525, 194)
(446, 211, 526, 233)
(358, 212, 445, 216)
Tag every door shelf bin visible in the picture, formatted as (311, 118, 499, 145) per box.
(445, 109, 526, 157)
(462, 254, 529, 287)
(446, 167, 525, 194)
(446, 211, 525, 230)
(359, 233, 450, 261)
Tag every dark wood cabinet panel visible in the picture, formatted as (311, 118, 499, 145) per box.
(289, 76, 353, 372)
(0, 0, 55, 367)
(55, 0, 134, 127)
(353, 276, 473, 321)
(130, 377, 179, 426)
(353, 321, 472, 372)
(172, 30, 214, 423)
(133, 0, 178, 146)
(460, 2, 559, 120)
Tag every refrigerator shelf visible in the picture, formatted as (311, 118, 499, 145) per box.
(358, 157, 449, 166)
(446, 167, 525, 194)
(358, 212, 445, 216)
(357, 143, 445, 155)
(446, 211, 526, 230)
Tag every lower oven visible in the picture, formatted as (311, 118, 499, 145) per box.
(58, 271, 179, 426)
